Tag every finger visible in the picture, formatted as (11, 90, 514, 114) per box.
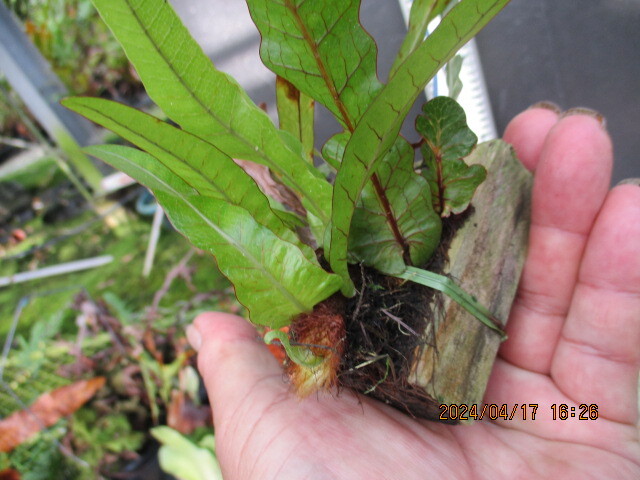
(500, 113, 613, 374)
(482, 358, 640, 465)
(188, 312, 288, 422)
(551, 184, 640, 424)
(502, 104, 560, 171)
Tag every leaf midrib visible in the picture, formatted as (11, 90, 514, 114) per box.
(121, 0, 327, 221)
(331, 0, 510, 276)
(97, 148, 308, 313)
(283, 0, 355, 131)
(81, 101, 238, 203)
(280, 0, 412, 260)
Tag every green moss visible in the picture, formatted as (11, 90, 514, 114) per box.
(0, 206, 228, 338)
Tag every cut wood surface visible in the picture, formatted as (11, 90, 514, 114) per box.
(408, 140, 532, 420)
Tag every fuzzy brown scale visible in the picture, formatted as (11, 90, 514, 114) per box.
(286, 296, 347, 398)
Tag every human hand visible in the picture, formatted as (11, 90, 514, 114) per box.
(186, 106, 640, 479)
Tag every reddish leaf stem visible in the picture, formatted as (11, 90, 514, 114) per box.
(371, 173, 412, 265)
(283, 0, 409, 264)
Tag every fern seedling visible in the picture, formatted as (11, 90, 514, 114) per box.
(64, 0, 512, 415)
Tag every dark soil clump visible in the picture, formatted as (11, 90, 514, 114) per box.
(337, 211, 471, 421)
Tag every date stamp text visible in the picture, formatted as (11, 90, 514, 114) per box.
(439, 403, 599, 421)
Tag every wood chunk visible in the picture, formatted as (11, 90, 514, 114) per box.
(408, 140, 532, 420)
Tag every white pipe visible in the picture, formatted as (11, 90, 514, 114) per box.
(142, 206, 164, 277)
(0, 255, 113, 287)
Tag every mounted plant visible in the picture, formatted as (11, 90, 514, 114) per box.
(64, 0, 530, 421)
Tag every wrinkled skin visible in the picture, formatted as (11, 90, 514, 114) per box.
(188, 108, 640, 479)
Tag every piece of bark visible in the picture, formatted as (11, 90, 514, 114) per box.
(408, 140, 532, 421)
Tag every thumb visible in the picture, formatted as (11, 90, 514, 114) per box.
(187, 312, 288, 421)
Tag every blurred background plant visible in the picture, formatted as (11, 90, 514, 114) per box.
(0, 2, 226, 478)
(0, 210, 229, 478)
(0, 78, 35, 147)
(2, 0, 142, 99)
(0, 200, 230, 478)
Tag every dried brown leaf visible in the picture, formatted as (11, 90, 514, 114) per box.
(0, 377, 106, 452)
(234, 159, 306, 216)
(166, 390, 212, 434)
(0, 469, 20, 480)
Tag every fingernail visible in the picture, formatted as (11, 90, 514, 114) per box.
(560, 107, 607, 130)
(527, 101, 561, 114)
(186, 324, 202, 351)
(616, 177, 640, 188)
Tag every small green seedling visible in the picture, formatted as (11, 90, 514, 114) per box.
(63, 0, 510, 396)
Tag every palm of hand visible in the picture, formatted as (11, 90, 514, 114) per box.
(192, 108, 640, 479)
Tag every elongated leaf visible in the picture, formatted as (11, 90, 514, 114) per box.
(416, 96, 485, 216)
(160, 193, 343, 327)
(64, 97, 309, 253)
(276, 76, 315, 162)
(247, 0, 382, 130)
(329, 0, 510, 294)
(396, 266, 506, 338)
(90, 0, 331, 224)
(84, 144, 196, 195)
(87, 145, 342, 327)
(390, 0, 454, 76)
(349, 138, 442, 274)
(67, 98, 313, 258)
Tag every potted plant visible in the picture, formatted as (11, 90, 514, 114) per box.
(63, 0, 527, 422)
